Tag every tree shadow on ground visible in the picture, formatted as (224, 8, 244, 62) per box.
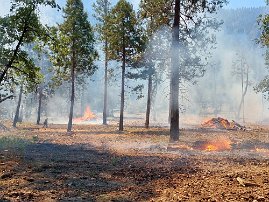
(0, 141, 200, 202)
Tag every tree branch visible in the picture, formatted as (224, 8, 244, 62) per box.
(0, 95, 14, 103)
(0, 9, 32, 85)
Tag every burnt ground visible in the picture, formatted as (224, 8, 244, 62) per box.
(0, 122, 269, 201)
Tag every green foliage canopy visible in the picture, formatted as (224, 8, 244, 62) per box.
(105, 0, 145, 63)
(255, 13, 269, 96)
(48, 0, 98, 84)
(0, 0, 59, 102)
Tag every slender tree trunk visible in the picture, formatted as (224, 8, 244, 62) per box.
(67, 49, 76, 133)
(103, 40, 108, 125)
(145, 73, 153, 128)
(237, 67, 249, 123)
(103, 0, 109, 125)
(261, 93, 264, 122)
(168, 77, 172, 124)
(80, 89, 84, 116)
(169, 0, 180, 142)
(36, 88, 43, 125)
(13, 85, 23, 127)
(119, 37, 126, 131)
(213, 65, 217, 116)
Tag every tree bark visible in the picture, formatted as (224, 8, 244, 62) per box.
(169, 0, 180, 142)
(67, 47, 76, 133)
(145, 73, 153, 128)
(36, 87, 43, 125)
(119, 36, 126, 131)
(13, 85, 23, 127)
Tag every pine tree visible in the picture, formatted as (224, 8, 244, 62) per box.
(138, 0, 172, 129)
(36, 54, 53, 125)
(49, 0, 98, 132)
(93, 0, 111, 125)
(106, 0, 144, 131)
(139, 0, 227, 141)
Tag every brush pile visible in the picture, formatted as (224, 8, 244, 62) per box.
(201, 117, 246, 130)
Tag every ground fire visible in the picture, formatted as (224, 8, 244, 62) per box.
(168, 137, 232, 152)
(73, 106, 96, 122)
(193, 137, 232, 151)
(201, 117, 246, 130)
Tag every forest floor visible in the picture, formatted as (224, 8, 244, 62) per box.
(0, 120, 269, 201)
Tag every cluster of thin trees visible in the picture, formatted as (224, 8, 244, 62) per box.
(0, 0, 230, 141)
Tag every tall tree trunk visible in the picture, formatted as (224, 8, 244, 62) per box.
(213, 65, 217, 116)
(80, 88, 84, 116)
(103, 40, 108, 125)
(169, 0, 180, 142)
(119, 37, 126, 131)
(36, 87, 43, 125)
(13, 85, 23, 127)
(67, 50, 76, 132)
(145, 73, 153, 128)
(103, 0, 109, 125)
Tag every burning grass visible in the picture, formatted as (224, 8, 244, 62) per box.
(193, 136, 232, 151)
(167, 136, 233, 153)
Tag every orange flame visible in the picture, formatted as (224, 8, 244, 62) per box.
(205, 144, 218, 151)
(195, 137, 232, 152)
(73, 106, 96, 122)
